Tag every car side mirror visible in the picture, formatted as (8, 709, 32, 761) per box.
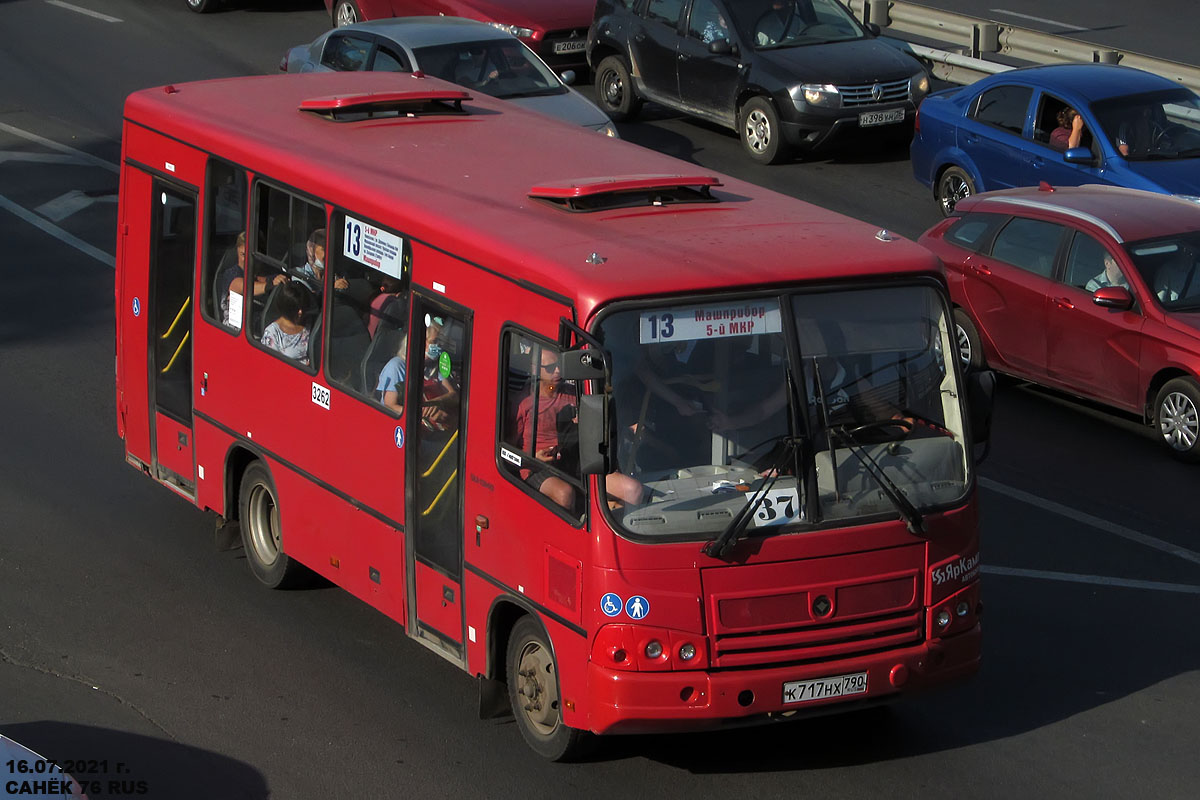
(1063, 146, 1095, 165)
(576, 393, 611, 475)
(708, 38, 734, 56)
(1092, 285, 1134, 310)
(864, 22, 882, 36)
(559, 69, 576, 85)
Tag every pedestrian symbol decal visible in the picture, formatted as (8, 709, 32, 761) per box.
(132, 297, 141, 317)
(394, 426, 404, 449)
(600, 593, 622, 617)
(625, 595, 649, 620)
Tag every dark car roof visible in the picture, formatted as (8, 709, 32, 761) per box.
(956, 184, 1200, 243)
(326, 16, 514, 49)
(975, 63, 1185, 102)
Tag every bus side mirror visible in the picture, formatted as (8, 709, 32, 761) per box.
(560, 348, 607, 380)
(577, 393, 610, 475)
(967, 369, 996, 445)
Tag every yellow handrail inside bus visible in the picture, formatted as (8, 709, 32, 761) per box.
(160, 331, 190, 374)
(160, 297, 191, 339)
(422, 469, 458, 517)
(421, 429, 459, 478)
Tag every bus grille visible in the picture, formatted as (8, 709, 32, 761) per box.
(711, 609, 924, 668)
(839, 78, 911, 107)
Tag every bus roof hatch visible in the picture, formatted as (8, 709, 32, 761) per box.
(528, 174, 723, 212)
(299, 89, 473, 121)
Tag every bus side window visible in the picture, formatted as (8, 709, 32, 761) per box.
(497, 330, 584, 518)
(248, 183, 325, 366)
(201, 159, 247, 330)
(327, 213, 412, 413)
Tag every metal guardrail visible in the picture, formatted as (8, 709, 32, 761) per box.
(845, 0, 1200, 94)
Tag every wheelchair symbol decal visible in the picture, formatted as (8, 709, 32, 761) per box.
(600, 593, 622, 617)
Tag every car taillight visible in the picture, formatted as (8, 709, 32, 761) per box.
(913, 107, 920, 135)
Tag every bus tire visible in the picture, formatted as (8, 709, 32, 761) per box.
(740, 97, 791, 165)
(1155, 377, 1200, 460)
(594, 56, 642, 122)
(506, 616, 590, 761)
(238, 462, 307, 589)
(953, 308, 985, 372)
(332, 0, 361, 27)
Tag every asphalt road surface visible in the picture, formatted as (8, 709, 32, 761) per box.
(1, 1, 1198, 798)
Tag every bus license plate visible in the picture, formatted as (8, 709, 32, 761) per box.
(859, 109, 904, 127)
(554, 40, 587, 54)
(782, 672, 868, 704)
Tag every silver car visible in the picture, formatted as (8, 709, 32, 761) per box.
(282, 16, 618, 137)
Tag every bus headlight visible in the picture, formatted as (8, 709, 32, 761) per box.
(935, 610, 952, 629)
(645, 640, 663, 659)
(679, 642, 697, 661)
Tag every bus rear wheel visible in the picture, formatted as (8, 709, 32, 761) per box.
(238, 462, 307, 589)
(506, 616, 589, 761)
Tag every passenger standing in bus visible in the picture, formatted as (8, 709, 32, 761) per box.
(420, 316, 459, 431)
(260, 282, 312, 365)
(376, 333, 408, 415)
(368, 276, 406, 338)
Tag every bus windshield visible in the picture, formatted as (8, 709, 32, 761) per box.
(595, 284, 970, 540)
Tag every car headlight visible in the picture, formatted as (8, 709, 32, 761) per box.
(1174, 194, 1200, 204)
(791, 83, 840, 110)
(487, 22, 535, 39)
(598, 121, 620, 138)
(911, 73, 930, 99)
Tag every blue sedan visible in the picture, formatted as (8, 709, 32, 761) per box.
(911, 64, 1200, 215)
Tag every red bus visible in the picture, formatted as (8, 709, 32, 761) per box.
(115, 71, 992, 759)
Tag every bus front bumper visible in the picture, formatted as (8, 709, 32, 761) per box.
(585, 625, 979, 735)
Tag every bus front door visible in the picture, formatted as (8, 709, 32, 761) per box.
(408, 300, 470, 661)
(148, 181, 198, 495)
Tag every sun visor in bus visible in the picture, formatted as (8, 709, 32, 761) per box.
(298, 90, 473, 121)
(528, 175, 723, 212)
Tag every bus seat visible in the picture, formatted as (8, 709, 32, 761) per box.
(329, 299, 371, 391)
(307, 313, 323, 368)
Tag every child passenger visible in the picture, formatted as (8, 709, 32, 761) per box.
(260, 282, 312, 365)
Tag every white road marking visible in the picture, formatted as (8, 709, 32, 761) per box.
(35, 189, 119, 223)
(0, 121, 119, 173)
(44, 0, 122, 23)
(983, 565, 1200, 595)
(989, 9, 1084, 30)
(0, 194, 114, 267)
(980, 477, 1200, 568)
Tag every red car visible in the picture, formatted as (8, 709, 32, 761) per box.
(920, 183, 1200, 458)
(323, 1, 594, 74)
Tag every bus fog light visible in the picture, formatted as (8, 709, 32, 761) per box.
(955, 601, 970, 618)
(645, 640, 663, 659)
(935, 610, 952, 629)
(678, 643, 696, 661)
(612, 648, 627, 664)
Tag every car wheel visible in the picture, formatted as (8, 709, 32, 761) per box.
(238, 462, 309, 588)
(740, 97, 791, 165)
(593, 56, 642, 122)
(936, 166, 975, 217)
(506, 616, 590, 761)
(186, 0, 221, 11)
(332, 0, 361, 27)
(1154, 378, 1200, 460)
(953, 308, 986, 371)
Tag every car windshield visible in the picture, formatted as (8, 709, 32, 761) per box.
(593, 285, 970, 541)
(413, 39, 565, 98)
(1126, 231, 1200, 310)
(729, 0, 865, 49)
(1091, 88, 1200, 161)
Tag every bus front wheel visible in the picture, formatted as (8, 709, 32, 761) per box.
(506, 616, 590, 761)
(238, 462, 307, 589)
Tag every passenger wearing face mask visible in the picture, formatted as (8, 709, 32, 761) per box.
(420, 315, 459, 431)
(293, 228, 349, 296)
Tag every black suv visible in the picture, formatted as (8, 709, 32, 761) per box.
(587, 0, 930, 163)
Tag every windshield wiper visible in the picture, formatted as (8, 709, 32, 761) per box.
(703, 433, 800, 559)
(828, 425, 926, 535)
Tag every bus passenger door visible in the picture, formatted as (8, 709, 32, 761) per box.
(408, 298, 471, 661)
(148, 180, 198, 495)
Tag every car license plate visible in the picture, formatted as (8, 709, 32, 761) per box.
(553, 40, 587, 54)
(782, 672, 868, 704)
(858, 109, 905, 127)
